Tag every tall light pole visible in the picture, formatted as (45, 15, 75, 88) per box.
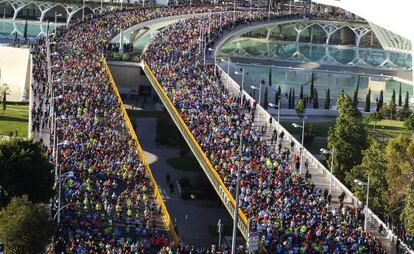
(268, 100, 281, 133)
(231, 133, 249, 254)
(354, 176, 370, 231)
(292, 118, 305, 174)
(208, 48, 217, 76)
(250, 84, 262, 106)
(320, 147, 335, 194)
(235, 69, 245, 106)
(55, 139, 69, 224)
(82, 0, 86, 21)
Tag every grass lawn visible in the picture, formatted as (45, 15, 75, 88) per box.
(0, 103, 29, 138)
(166, 156, 202, 172)
(365, 120, 412, 142)
(281, 121, 335, 137)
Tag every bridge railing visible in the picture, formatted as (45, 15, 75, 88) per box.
(102, 58, 180, 243)
(218, 64, 414, 254)
(143, 61, 250, 239)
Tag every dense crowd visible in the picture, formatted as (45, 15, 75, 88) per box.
(31, 6, 227, 254)
(29, 2, 390, 253)
(144, 8, 386, 254)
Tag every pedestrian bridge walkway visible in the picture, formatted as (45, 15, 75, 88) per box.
(142, 59, 404, 252)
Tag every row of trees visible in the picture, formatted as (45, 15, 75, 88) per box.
(0, 139, 55, 254)
(326, 92, 414, 235)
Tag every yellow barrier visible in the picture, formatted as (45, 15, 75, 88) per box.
(102, 58, 180, 243)
(143, 62, 249, 230)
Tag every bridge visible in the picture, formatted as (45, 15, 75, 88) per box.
(214, 19, 412, 72)
(0, 0, 103, 23)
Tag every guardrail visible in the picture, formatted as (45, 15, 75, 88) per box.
(102, 58, 180, 243)
(218, 64, 414, 254)
(142, 61, 250, 240)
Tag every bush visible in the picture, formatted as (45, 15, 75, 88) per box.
(404, 114, 414, 130)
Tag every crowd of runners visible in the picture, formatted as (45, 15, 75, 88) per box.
(29, 2, 389, 253)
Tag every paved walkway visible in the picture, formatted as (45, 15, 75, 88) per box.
(135, 117, 234, 249)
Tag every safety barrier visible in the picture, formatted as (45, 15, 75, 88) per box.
(218, 64, 414, 254)
(143, 62, 250, 240)
(102, 58, 180, 243)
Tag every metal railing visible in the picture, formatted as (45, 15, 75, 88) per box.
(103, 58, 180, 243)
(143, 61, 250, 239)
(218, 64, 414, 254)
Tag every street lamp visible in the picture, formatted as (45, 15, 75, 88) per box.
(54, 12, 62, 23)
(231, 132, 249, 254)
(220, 57, 230, 76)
(268, 100, 281, 134)
(354, 177, 370, 231)
(234, 70, 245, 106)
(250, 84, 262, 106)
(208, 47, 217, 76)
(320, 147, 335, 194)
(292, 119, 305, 174)
(55, 139, 69, 224)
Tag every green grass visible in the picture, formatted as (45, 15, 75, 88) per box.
(281, 121, 335, 137)
(365, 120, 412, 142)
(166, 156, 202, 172)
(0, 104, 29, 138)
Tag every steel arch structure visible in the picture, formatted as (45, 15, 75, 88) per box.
(0, 0, 104, 24)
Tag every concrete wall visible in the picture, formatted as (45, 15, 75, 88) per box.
(108, 61, 152, 98)
(0, 46, 31, 102)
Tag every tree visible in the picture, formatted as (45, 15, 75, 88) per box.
(263, 87, 268, 109)
(401, 190, 414, 235)
(391, 89, 396, 105)
(353, 83, 359, 108)
(364, 88, 371, 112)
(288, 88, 292, 109)
(0, 196, 55, 254)
(404, 91, 409, 110)
(313, 89, 318, 109)
(296, 98, 305, 118)
(310, 71, 315, 99)
(268, 68, 272, 87)
(327, 93, 367, 181)
(346, 140, 388, 216)
(376, 90, 383, 112)
(292, 88, 295, 109)
(0, 139, 54, 207)
(385, 135, 414, 227)
(398, 82, 402, 107)
(0, 83, 10, 111)
(299, 85, 304, 100)
(404, 114, 414, 130)
(23, 20, 28, 43)
(324, 88, 330, 109)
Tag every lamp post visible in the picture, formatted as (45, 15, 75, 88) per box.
(250, 84, 262, 106)
(235, 69, 245, 106)
(231, 132, 249, 254)
(320, 147, 335, 194)
(54, 13, 63, 23)
(208, 48, 217, 76)
(82, 0, 86, 21)
(268, 99, 281, 133)
(354, 176, 370, 231)
(55, 139, 69, 224)
(292, 118, 305, 174)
